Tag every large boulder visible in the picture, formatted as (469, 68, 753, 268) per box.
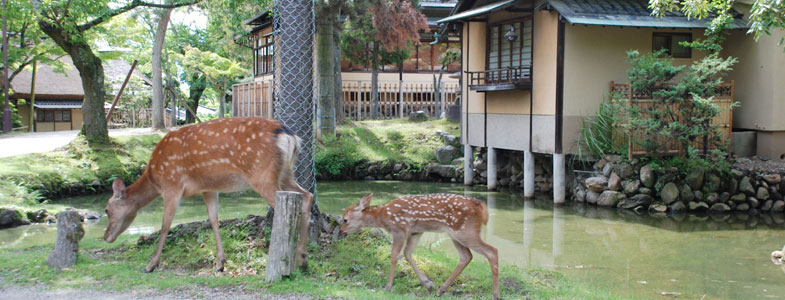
(427, 164, 456, 178)
(680, 185, 695, 203)
(46, 210, 85, 270)
(670, 201, 687, 212)
(708, 203, 731, 213)
(586, 191, 600, 204)
(408, 111, 429, 122)
(584, 177, 609, 193)
(763, 174, 782, 185)
(640, 165, 655, 188)
(617, 194, 653, 209)
(649, 203, 668, 213)
(0, 208, 30, 228)
(434, 146, 457, 163)
(622, 179, 641, 195)
(660, 182, 680, 205)
(739, 177, 755, 195)
(772, 201, 785, 212)
(688, 202, 709, 211)
(686, 168, 705, 191)
(608, 172, 621, 191)
(597, 191, 625, 207)
(616, 163, 635, 179)
(757, 187, 770, 200)
(703, 174, 721, 193)
(730, 193, 747, 203)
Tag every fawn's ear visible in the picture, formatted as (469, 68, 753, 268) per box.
(357, 193, 373, 210)
(112, 178, 126, 199)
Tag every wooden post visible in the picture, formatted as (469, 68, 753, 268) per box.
(265, 191, 303, 283)
(106, 60, 138, 125)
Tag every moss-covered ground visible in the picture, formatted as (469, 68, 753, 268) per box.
(0, 221, 633, 300)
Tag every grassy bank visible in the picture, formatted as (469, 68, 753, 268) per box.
(0, 134, 164, 213)
(316, 119, 459, 177)
(0, 219, 630, 300)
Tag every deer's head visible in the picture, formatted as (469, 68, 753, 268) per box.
(103, 178, 139, 243)
(340, 193, 373, 236)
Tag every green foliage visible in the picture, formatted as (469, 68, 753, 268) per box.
(315, 135, 361, 176)
(315, 119, 459, 176)
(340, 18, 411, 70)
(624, 50, 737, 158)
(578, 99, 627, 158)
(649, 0, 785, 49)
(0, 133, 164, 203)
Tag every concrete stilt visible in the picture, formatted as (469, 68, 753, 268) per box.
(487, 147, 497, 190)
(463, 144, 474, 186)
(523, 151, 535, 197)
(553, 153, 565, 204)
(552, 207, 564, 260)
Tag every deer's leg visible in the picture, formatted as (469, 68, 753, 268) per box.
(386, 233, 407, 291)
(456, 235, 499, 300)
(437, 240, 473, 296)
(145, 190, 182, 273)
(281, 179, 314, 269)
(403, 233, 434, 292)
(203, 191, 226, 272)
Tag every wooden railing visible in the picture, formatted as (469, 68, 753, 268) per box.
(342, 80, 459, 120)
(106, 108, 176, 128)
(232, 79, 459, 121)
(610, 81, 734, 158)
(232, 80, 274, 118)
(466, 65, 531, 88)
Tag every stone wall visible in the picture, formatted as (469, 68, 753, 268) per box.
(573, 156, 785, 215)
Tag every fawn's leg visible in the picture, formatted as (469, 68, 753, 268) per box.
(203, 191, 226, 272)
(437, 240, 473, 296)
(386, 233, 407, 291)
(403, 233, 434, 291)
(145, 190, 182, 273)
(281, 179, 314, 269)
(457, 235, 500, 300)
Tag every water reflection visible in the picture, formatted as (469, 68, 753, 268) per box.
(3, 181, 785, 299)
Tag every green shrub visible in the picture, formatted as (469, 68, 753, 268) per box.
(315, 135, 361, 176)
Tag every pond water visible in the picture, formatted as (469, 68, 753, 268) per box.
(2, 181, 785, 299)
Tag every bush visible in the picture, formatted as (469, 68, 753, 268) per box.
(315, 135, 361, 176)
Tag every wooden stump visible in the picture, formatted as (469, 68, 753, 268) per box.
(46, 209, 84, 270)
(265, 191, 303, 283)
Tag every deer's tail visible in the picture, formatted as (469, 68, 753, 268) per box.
(275, 124, 302, 175)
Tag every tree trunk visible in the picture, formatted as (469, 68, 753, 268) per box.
(317, 7, 337, 137)
(151, 8, 172, 130)
(38, 22, 108, 142)
(186, 74, 206, 124)
(217, 90, 226, 118)
(332, 20, 343, 124)
(371, 44, 380, 119)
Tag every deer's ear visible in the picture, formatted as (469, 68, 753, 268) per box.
(112, 178, 126, 199)
(358, 193, 373, 210)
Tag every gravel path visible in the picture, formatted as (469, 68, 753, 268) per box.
(0, 128, 155, 158)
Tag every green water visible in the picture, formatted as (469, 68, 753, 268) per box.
(2, 181, 785, 299)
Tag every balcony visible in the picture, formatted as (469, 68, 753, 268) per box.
(466, 65, 532, 91)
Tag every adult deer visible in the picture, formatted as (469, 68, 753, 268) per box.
(340, 193, 499, 299)
(103, 117, 313, 273)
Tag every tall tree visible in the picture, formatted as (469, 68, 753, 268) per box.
(316, 1, 342, 136)
(181, 46, 247, 118)
(341, 0, 427, 119)
(31, 0, 199, 142)
(151, 8, 172, 130)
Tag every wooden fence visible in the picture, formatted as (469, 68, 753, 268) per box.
(232, 79, 460, 121)
(610, 81, 734, 159)
(232, 80, 274, 118)
(107, 108, 176, 128)
(341, 80, 459, 120)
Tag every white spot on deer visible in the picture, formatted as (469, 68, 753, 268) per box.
(251, 133, 256, 139)
(246, 146, 252, 152)
(246, 138, 250, 143)
(163, 162, 169, 166)
(223, 128, 228, 133)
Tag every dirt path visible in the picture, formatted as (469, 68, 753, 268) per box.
(0, 284, 316, 300)
(0, 128, 155, 158)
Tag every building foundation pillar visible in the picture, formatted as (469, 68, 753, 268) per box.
(553, 153, 565, 204)
(523, 150, 535, 197)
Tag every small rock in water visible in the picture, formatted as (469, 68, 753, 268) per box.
(47, 210, 85, 271)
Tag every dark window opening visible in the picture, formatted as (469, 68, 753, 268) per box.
(254, 34, 274, 76)
(653, 32, 692, 58)
(36, 109, 71, 122)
